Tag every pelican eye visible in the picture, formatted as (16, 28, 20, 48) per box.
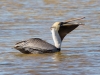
(59, 22, 64, 26)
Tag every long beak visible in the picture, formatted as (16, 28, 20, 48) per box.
(62, 22, 84, 26)
(62, 17, 85, 26)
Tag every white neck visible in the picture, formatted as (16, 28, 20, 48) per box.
(51, 28, 62, 49)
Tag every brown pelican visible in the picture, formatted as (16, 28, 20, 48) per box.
(14, 17, 85, 54)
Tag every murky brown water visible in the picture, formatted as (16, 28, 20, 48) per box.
(0, 0, 100, 75)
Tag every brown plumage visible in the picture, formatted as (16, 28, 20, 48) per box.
(14, 17, 85, 54)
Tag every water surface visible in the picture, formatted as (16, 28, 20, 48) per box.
(0, 0, 100, 75)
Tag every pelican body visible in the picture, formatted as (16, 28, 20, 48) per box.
(14, 18, 84, 54)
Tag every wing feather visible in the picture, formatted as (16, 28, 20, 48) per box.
(15, 38, 57, 53)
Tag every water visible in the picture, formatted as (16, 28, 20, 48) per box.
(0, 0, 100, 75)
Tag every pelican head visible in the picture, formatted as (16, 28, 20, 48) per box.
(51, 21, 83, 41)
